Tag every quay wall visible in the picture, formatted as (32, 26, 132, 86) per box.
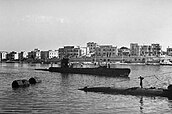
(69, 56, 165, 63)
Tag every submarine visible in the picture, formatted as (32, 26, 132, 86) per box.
(78, 85, 172, 99)
(47, 58, 131, 77)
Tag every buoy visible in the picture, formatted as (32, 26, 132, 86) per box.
(29, 77, 41, 84)
(12, 79, 30, 88)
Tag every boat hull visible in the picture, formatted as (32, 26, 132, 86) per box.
(49, 67, 130, 77)
(79, 86, 172, 98)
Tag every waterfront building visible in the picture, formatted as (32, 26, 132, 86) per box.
(167, 47, 172, 56)
(140, 45, 152, 57)
(41, 50, 59, 60)
(161, 51, 167, 56)
(58, 46, 80, 59)
(41, 51, 49, 61)
(6, 51, 18, 61)
(87, 42, 97, 54)
(95, 45, 117, 58)
(132, 43, 161, 57)
(0, 51, 8, 61)
(118, 47, 130, 56)
(28, 49, 41, 60)
(35, 49, 41, 59)
(28, 52, 34, 59)
(14, 52, 19, 60)
(151, 44, 162, 57)
(49, 50, 58, 59)
(19, 51, 28, 61)
(130, 43, 140, 56)
(79, 47, 90, 57)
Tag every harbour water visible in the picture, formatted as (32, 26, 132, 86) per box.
(0, 63, 172, 113)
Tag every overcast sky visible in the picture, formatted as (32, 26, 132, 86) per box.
(1, 0, 172, 52)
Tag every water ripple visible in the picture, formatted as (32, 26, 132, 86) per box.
(0, 63, 172, 113)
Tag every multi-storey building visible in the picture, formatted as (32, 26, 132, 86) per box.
(41, 50, 59, 60)
(0, 51, 8, 61)
(151, 44, 161, 57)
(41, 51, 49, 60)
(6, 51, 18, 60)
(35, 49, 41, 59)
(49, 50, 58, 59)
(167, 47, 172, 56)
(134, 43, 161, 57)
(19, 51, 28, 61)
(58, 46, 80, 59)
(140, 45, 152, 57)
(95, 45, 117, 57)
(87, 42, 97, 54)
(130, 43, 140, 56)
(28, 49, 41, 60)
(79, 47, 89, 57)
(14, 52, 19, 60)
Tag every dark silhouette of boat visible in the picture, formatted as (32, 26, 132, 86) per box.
(78, 85, 172, 99)
(48, 58, 131, 77)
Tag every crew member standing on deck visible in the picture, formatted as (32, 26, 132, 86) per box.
(138, 76, 144, 88)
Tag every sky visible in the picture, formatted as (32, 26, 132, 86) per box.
(1, 0, 172, 52)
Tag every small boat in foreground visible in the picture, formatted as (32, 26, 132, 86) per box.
(48, 58, 131, 77)
(78, 85, 172, 99)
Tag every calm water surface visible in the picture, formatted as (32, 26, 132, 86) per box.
(0, 63, 172, 114)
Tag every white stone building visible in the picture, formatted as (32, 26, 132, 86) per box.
(49, 50, 58, 59)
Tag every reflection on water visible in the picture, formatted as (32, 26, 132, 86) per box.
(0, 63, 172, 113)
(139, 96, 144, 113)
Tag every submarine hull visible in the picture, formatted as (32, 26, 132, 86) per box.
(79, 86, 172, 98)
(49, 67, 130, 77)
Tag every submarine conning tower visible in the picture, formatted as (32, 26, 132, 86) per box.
(61, 58, 69, 68)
